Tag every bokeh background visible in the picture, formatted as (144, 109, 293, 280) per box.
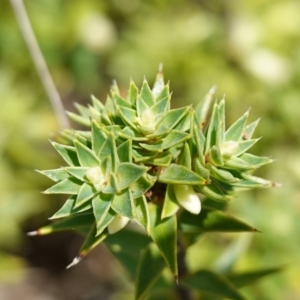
(1, 0, 300, 299)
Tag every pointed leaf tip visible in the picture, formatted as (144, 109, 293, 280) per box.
(27, 231, 38, 236)
(66, 255, 84, 269)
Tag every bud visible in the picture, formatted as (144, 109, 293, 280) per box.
(108, 214, 130, 234)
(220, 141, 239, 159)
(137, 108, 156, 134)
(174, 184, 201, 215)
(86, 166, 104, 187)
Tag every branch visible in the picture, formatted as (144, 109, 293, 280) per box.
(10, 0, 70, 129)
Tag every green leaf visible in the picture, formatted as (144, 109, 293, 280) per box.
(37, 168, 69, 182)
(116, 163, 147, 190)
(234, 139, 260, 157)
(127, 80, 139, 104)
(99, 134, 119, 172)
(161, 185, 179, 219)
(75, 183, 97, 208)
(44, 178, 82, 194)
(149, 203, 178, 278)
(208, 145, 224, 166)
(31, 213, 94, 235)
(158, 164, 206, 185)
(225, 154, 273, 170)
(179, 206, 258, 233)
(194, 86, 216, 128)
(105, 228, 151, 279)
(74, 140, 100, 167)
(183, 270, 246, 300)
(244, 118, 260, 140)
(226, 267, 283, 288)
(67, 111, 90, 126)
(92, 193, 113, 235)
(145, 152, 172, 167)
(134, 196, 150, 233)
(119, 126, 148, 141)
(92, 120, 107, 155)
(50, 197, 92, 219)
(111, 188, 134, 218)
(130, 174, 156, 199)
(178, 143, 192, 169)
(140, 79, 155, 107)
(67, 225, 108, 269)
(51, 142, 80, 166)
(151, 92, 170, 115)
(193, 158, 210, 180)
(198, 184, 233, 201)
(154, 107, 190, 133)
(136, 96, 150, 119)
(140, 130, 190, 151)
(208, 165, 239, 184)
(193, 123, 206, 165)
(102, 172, 118, 194)
(117, 106, 137, 128)
(225, 110, 249, 142)
(118, 140, 132, 163)
(205, 102, 221, 153)
(135, 243, 166, 300)
(113, 93, 132, 109)
(65, 167, 90, 181)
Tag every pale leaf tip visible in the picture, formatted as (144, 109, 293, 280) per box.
(27, 231, 38, 236)
(66, 255, 83, 269)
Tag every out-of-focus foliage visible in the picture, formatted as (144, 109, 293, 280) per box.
(0, 0, 300, 299)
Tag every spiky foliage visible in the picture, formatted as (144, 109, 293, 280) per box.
(33, 69, 277, 299)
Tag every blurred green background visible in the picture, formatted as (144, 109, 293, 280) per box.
(1, 0, 300, 299)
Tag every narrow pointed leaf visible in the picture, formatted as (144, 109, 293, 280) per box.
(67, 225, 108, 268)
(92, 193, 113, 235)
(67, 111, 90, 126)
(225, 110, 249, 142)
(161, 184, 179, 219)
(134, 196, 150, 233)
(209, 145, 224, 166)
(244, 118, 260, 140)
(179, 206, 258, 233)
(199, 184, 233, 201)
(205, 102, 220, 153)
(50, 197, 92, 219)
(226, 267, 283, 288)
(37, 168, 69, 182)
(178, 142, 192, 169)
(117, 163, 147, 190)
(44, 178, 82, 194)
(195, 86, 216, 128)
(127, 80, 139, 104)
(155, 107, 190, 132)
(234, 139, 260, 157)
(140, 131, 190, 151)
(193, 158, 210, 180)
(111, 188, 134, 218)
(131, 174, 156, 199)
(158, 164, 206, 185)
(65, 167, 90, 181)
(74, 140, 100, 167)
(151, 93, 170, 115)
(92, 120, 107, 155)
(183, 270, 246, 300)
(51, 142, 80, 166)
(105, 228, 152, 279)
(75, 183, 97, 207)
(118, 139, 132, 163)
(152, 67, 165, 97)
(145, 152, 172, 167)
(141, 80, 155, 107)
(33, 213, 94, 235)
(149, 203, 178, 277)
(135, 243, 166, 300)
(208, 165, 239, 184)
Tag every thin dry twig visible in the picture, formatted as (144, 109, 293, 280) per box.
(10, 0, 70, 129)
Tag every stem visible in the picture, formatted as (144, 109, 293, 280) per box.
(10, 0, 70, 129)
(176, 234, 193, 300)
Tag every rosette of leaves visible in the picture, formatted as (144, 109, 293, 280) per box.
(32, 69, 279, 300)
(188, 88, 276, 203)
